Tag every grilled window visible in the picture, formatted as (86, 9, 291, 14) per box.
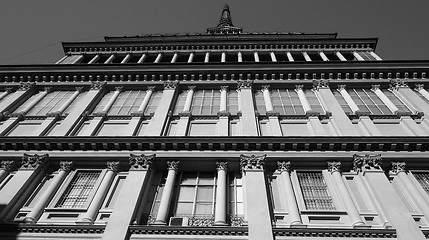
(414, 173, 429, 195)
(297, 172, 335, 210)
(56, 171, 100, 208)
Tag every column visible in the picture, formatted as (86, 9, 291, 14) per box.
(262, 85, 282, 136)
(24, 161, 73, 224)
(187, 52, 194, 63)
(16, 87, 51, 116)
(313, 80, 359, 135)
(0, 84, 30, 114)
(171, 53, 178, 63)
(302, 52, 311, 61)
(214, 162, 227, 226)
(55, 87, 83, 115)
(352, 52, 365, 61)
(253, 52, 260, 62)
(154, 53, 162, 63)
(221, 52, 226, 63)
(88, 55, 100, 64)
(261, 85, 273, 112)
(0, 88, 11, 101)
(0, 154, 49, 220)
(204, 52, 210, 63)
(356, 154, 426, 240)
(183, 86, 195, 112)
(102, 154, 154, 240)
(237, 52, 243, 62)
(0, 161, 15, 184)
(144, 80, 178, 136)
(369, 51, 382, 61)
(337, 85, 359, 113)
(121, 54, 131, 64)
(270, 52, 277, 62)
(218, 86, 229, 136)
(327, 161, 364, 226)
(371, 85, 399, 113)
(241, 154, 274, 240)
(137, 53, 147, 63)
(295, 85, 312, 113)
(286, 52, 294, 62)
(237, 80, 258, 136)
(104, 54, 115, 64)
(79, 161, 119, 223)
(391, 162, 429, 219)
(319, 52, 329, 61)
(277, 161, 302, 225)
(55, 55, 68, 64)
(49, 82, 106, 136)
(175, 86, 195, 136)
(336, 52, 347, 61)
(127, 86, 155, 136)
(154, 161, 179, 225)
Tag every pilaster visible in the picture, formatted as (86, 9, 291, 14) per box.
(237, 80, 258, 136)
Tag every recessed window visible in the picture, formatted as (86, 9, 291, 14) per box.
(56, 171, 100, 208)
(297, 172, 335, 210)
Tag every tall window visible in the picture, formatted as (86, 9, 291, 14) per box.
(108, 90, 147, 115)
(56, 171, 100, 208)
(227, 90, 239, 115)
(414, 173, 429, 195)
(254, 91, 266, 115)
(382, 90, 411, 113)
(229, 172, 244, 217)
(357, 52, 377, 61)
(333, 91, 353, 113)
(27, 91, 75, 116)
(271, 89, 304, 115)
(297, 172, 335, 210)
(348, 89, 391, 114)
(191, 90, 221, 115)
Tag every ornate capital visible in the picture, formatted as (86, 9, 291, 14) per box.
(415, 84, 424, 91)
(216, 162, 228, 171)
(353, 154, 382, 172)
(114, 86, 124, 92)
(187, 86, 196, 92)
(90, 81, 106, 90)
(107, 161, 120, 173)
(19, 82, 35, 91)
(391, 162, 406, 174)
(261, 85, 270, 91)
(220, 85, 229, 92)
(21, 153, 49, 170)
(237, 80, 253, 90)
(327, 161, 341, 173)
(167, 161, 180, 171)
(389, 79, 407, 91)
(163, 80, 179, 90)
(75, 86, 84, 93)
(147, 86, 156, 92)
(0, 160, 16, 172)
(295, 85, 304, 91)
(240, 154, 266, 171)
(59, 161, 73, 173)
(337, 84, 346, 91)
(4, 87, 14, 93)
(44, 87, 52, 93)
(277, 161, 291, 173)
(371, 85, 380, 91)
(129, 154, 155, 171)
(312, 80, 329, 90)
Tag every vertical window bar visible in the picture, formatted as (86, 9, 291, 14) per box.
(414, 173, 429, 195)
(297, 172, 335, 210)
(56, 171, 100, 208)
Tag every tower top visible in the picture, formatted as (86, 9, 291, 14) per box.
(207, 4, 243, 34)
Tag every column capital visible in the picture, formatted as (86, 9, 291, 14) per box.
(391, 162, 407, 174)
(327, 161, 341, 173)
(44, 86, 53, 93)
(220, 85, 229, 92)
(261, 85, 270, 91)
(4, 87, 14, 93)
(337, 84, 347, 91)
(167, 161, 180, 171)
(237, 80, 253, 90)
(75, 86, 84, 93)
(415, 84, 424, 91)
(163, 80, 179, 90)
(114, 86, 124, 92)
(216, 161, 228, 171)
(240, 154, 266, 171)
(59, 161, 73, 173)
(312, 79, 330, 90)
(107, 161, 120, 173)
(90, 81, 106, 90)
(187, 85, 196, 92)
(371, 84, 380, 91)
(0, 160, 16, 172)
(21, 153, 49, 170)
(295, 85, 304, 91)
(147, 86, 156, 92)
(389, 79, 408, 91)
(277, 161, 291, 173)
(353, 154, 382, 172)
(129, 154, 155, 171)
(19, 82, 36, 91)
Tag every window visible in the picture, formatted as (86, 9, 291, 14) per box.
(229, 172, 244, 217)
(348, 89, 391, 115)
(108, 90, 147, 115)
(7, 119, 43, 136)
(27, 91, 75, 116)
(271, 89, 304, 115)
(191, 90, 220, 115)
(188, 121, 217, 136)
(13, 92, 46, 114)
(56, 171, 100, 208)
(228, 90, 239, 115)
(173, 91, 188, 115)
(414, 173, 429, 195)
(305, 90, 325, 114)
(382, 90, 411, 113)
(333, 91, 353, 114)
(297, 172, 335, 210)
(254, 90, 266, 115)
(97, 120, 129, 136)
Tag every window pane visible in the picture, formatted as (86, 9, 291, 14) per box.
(254, 91, 266, 115)
(97, 121, 129, 136)
(56, 171, 100, 208)
(414, 173, 429, 195)
(188, 122, 217, 136)
(181, 172, 197, 184)
(196, 186, 214, 201)
(195, 203, 213, 215)
(198, 172, 214, 185)
(281, 123, 311, 136)
(178, 186, 195, 201)
(93, 92, 115, 113)
(8, 120, 42, 136)
(176, 202, 193, 215)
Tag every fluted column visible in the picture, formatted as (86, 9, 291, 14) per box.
(104, 54, 115, 64)
(137, 86, 155, 113)
(54, 87, 83, 115)
(17, 87, 51, 116)
(336, 52, 347, 61)
(0, 88, 12, 101)
(24, 161, 73, 224)
(79, 161, 119, 223)
(214, 162, 228, 225)
(102, 86, 123, 113)
(221, 52, 226, 63)
(154, 53, 162, 63)
(261, 85, 273, 112)
(204, 52, 210, 63)
(371, 85, 399, 113)
(327, 161, 364, 226)
(171, 53, 178, 63)
(88, 55, 100, 64)
(121, 54, 131, 64)
(391, 162, 429, 219)
(154, 161, 179, 225)
(277, 161, 302, 225)
(0, 161, 15, 184)
(219, 86, 228, 112)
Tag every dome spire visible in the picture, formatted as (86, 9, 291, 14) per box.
(207, 4, 243, 34)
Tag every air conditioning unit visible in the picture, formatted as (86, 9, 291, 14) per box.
(169, 217, 189, 226)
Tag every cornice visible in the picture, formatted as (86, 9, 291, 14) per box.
(0, 224, 105, 234)
(273, 228, 396, 238)
(129, 225, 248, 236)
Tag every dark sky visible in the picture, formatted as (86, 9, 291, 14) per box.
(1, 0, 428, 65)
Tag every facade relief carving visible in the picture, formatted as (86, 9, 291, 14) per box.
(129, 154, 155, 171)
(327, 161, 341, 173)
(59, 161, 73, 173)
(277, 161, 291, 173)
(216, 161, 228, 171)
(163, 80, 179, 90)
(353, 154, 382, 172)
(21, 153, 49, 170)
(90, 81, 106, 90)
(167, 161, 180, 171)
(237, 80, 253, 90)
(312, 79, 329, 90)
(240, 154, 266, 171)
(107, 161, 120, 173)
(391, 161, 407, 174)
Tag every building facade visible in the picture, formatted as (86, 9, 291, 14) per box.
(1, 5, 429, 240)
